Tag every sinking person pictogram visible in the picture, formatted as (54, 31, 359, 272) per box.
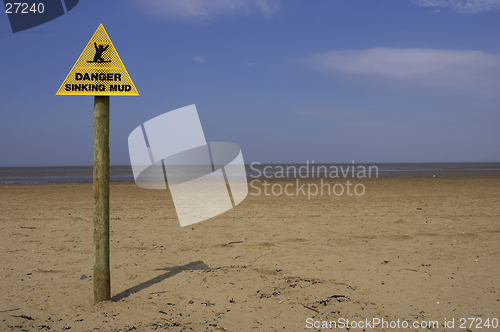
(87, 43, 111, 63)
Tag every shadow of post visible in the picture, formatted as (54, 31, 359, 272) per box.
(112, 260, 210, 301)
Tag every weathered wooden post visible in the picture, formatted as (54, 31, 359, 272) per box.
(93, 96, 110, 302)
(56, 24, 139, 304)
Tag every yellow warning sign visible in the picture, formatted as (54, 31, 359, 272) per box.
(56, 24, 139, 96)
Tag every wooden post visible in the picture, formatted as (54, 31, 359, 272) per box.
(93, 96, 110, 303)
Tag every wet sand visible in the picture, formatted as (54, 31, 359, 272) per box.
(0, 177, 499, 331)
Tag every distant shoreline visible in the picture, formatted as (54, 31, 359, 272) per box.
(1, 163, 499, 185)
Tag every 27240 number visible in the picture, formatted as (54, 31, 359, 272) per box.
(5, 3, 45, 14)
(460, 318, 499, 329)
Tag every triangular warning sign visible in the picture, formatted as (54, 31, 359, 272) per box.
(56, 24, 139, 96)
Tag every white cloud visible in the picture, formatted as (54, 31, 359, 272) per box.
(253, 0, 280, 17)
(411, 0, 500, 13)
(306, 48, 500, 95)
(194, 56, 206, 63)
(294, 108, 374, 119)
(141, 0, 279, 20)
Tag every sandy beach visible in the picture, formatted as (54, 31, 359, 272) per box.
(1, 176, 499, 331)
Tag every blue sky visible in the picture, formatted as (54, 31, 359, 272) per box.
(0, 0, 499, 166)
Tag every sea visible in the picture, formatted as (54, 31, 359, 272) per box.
(0, 163, 499, 185)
